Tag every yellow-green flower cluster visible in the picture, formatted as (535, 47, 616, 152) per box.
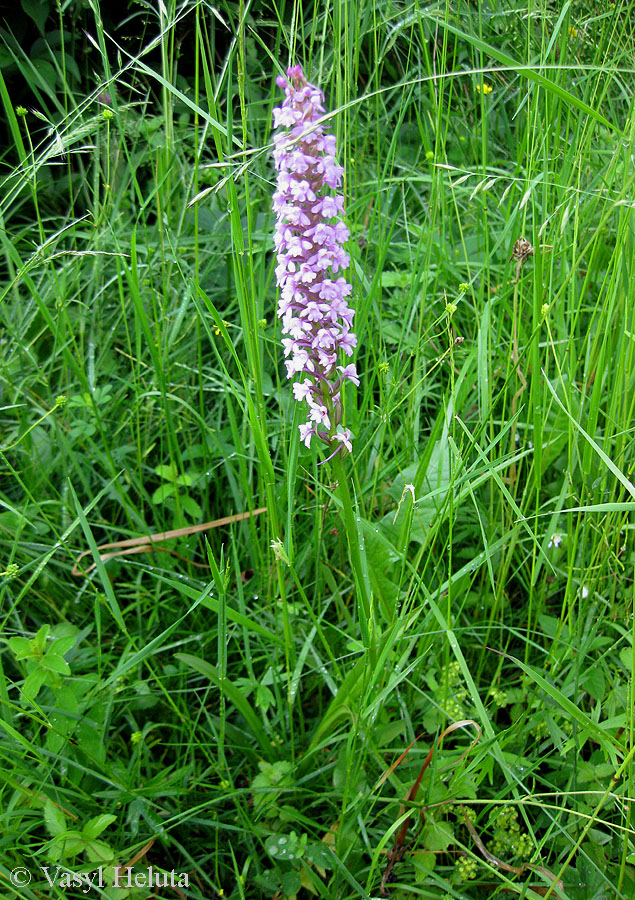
(441, 660, 468, 720)
(488, 686, 508, 707)
(455, 856, 478, 881)
(491, 807, 532, 860)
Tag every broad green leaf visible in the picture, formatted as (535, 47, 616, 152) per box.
(8, 636, 32, 659)
(46, 726, 66, 755)
(363, 525, 401, 617)
(33, 624, 50, 653)
(32, 58, 57, 92)
(52, 831, 85, 860)
(413, 850, 436, 880)
(22, 667, 48, 701)
(581, 667, 606, 702)
(76, 720, 106, 764)
(151, 483, 175, 504)
(41, 653, 71, 676)
(44, 799, 66, 837)
(422, 820, 454, 851)
(21, 0, 49, 34)
(52, 634, 78, 656)
(305, 843, 334, 871)
(281, 870, 302, 896)
(53, 683, 80, 714)
(266, 831, 306, 862)
(85, 840, 115, 863)
(83, 814, 117, 841)
(155, 463, 178, 481)
(309, 611, 422, 751)
(180, 494, 202, 519)
(52, 48, 80, 83)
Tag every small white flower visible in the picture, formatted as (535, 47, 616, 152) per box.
(292, 379, 314, 402)
(299, 423, 315, 447)
(270, 538, 290, 566)
(337, 364, 360, 386)
(333, 428, 353, 453)
(393, 483, 416, 523)
(580, 585, 589, 599)
(547, 533, 563, 549)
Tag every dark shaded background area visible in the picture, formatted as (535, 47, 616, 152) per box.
(0, 0, 280, 150)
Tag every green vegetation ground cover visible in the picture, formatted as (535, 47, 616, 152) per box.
(1, 1, 635, 898)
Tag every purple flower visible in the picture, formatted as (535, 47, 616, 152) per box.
(272, 66, 358, 455)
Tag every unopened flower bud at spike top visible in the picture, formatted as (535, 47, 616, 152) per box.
(272, 65, 358, 455)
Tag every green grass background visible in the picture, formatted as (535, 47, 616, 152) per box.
(1, 1, 635, 898)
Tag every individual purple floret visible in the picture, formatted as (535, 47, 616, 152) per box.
(272, 65, 358, 456)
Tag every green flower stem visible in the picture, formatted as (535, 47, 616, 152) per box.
(331, 452, 374, 654)
(2, 398, 66, 452)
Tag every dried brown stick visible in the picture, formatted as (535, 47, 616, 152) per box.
(72, 507, 267, 576)
(461, 806, 565, 897)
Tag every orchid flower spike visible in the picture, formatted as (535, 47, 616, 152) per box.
(272, 65, 358, 455)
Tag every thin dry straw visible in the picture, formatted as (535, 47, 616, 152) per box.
(72, 508, 267, 576)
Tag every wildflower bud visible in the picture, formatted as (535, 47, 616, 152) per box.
(272, 66, 358, 456)
(16, 106, 27, 118)
(56, 395, 68, 409)
(270, 538, 290, 566)
(455, 856, 478, 881)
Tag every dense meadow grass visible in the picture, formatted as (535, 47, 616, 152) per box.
(1, 1, 635, 898)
